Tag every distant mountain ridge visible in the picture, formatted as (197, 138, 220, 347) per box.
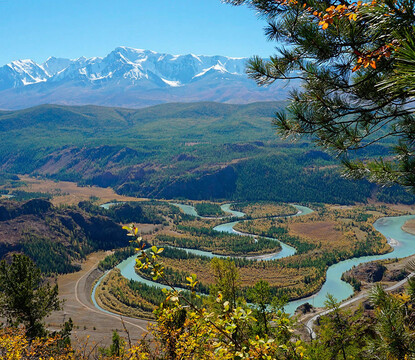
(0, 47, 294, 109)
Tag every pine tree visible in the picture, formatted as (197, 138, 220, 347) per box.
(0, 254, 62, 339)
(224, 0, 415, 191)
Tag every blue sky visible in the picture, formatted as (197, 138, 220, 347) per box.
(0, 0, 275, 65)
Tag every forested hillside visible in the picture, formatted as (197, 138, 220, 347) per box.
(0, 102, 412, 204)
(0, 198, 129, 273)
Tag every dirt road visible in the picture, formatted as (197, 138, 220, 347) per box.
(47, 252, 150, 348)
(305, 272, 415, 339)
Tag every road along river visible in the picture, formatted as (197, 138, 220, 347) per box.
(93, 203, 415, 316)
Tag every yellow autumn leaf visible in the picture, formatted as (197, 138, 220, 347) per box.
(349, 13, 357, 21)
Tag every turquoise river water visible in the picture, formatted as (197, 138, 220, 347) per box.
(92, 203, 415, 315)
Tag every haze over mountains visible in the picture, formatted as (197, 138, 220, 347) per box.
(0, 46, 292, 110)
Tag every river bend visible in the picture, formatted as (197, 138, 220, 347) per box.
(94, 202, 415, 315)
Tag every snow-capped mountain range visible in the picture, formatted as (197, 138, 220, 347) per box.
(0, 46, 292, 109)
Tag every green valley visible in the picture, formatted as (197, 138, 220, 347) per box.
(0, 102, 413, 205)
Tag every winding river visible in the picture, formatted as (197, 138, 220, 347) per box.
(93, 202, 415, 315)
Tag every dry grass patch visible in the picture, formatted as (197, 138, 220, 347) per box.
(233, 202, 297, 218)
(369, 201, 415, 214)
(288, 221, 345, 247)
(14, 175, 147, 205)
(162, 258, 216, 286)
(238, 266, 315, 288)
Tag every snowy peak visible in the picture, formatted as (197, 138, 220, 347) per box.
(43, 57, 72, 76)
(0, 47, 249, 89)
(6, 59, 49, 86)
(194, 63, 229, 78)
(0, 46, 291, 109)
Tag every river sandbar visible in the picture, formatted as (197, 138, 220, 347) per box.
(402, 219, 415, 235)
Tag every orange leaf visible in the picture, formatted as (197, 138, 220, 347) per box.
(370, 60, 376, 69)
